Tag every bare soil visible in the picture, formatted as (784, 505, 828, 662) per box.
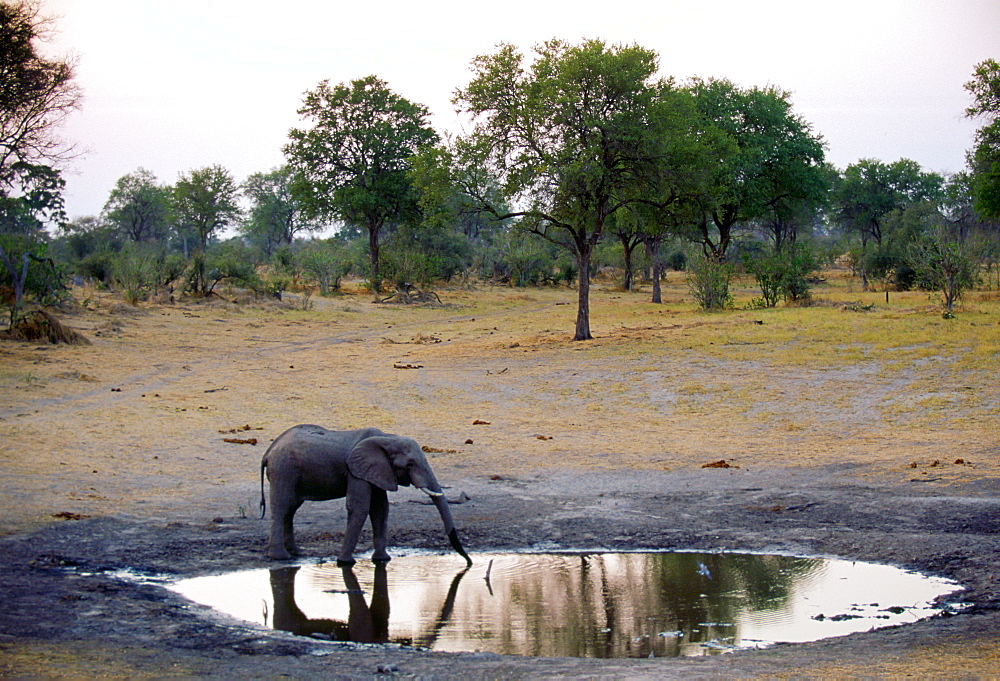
(1, 280, 999, 678)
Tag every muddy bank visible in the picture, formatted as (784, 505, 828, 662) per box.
(4, 467, 1000, 678)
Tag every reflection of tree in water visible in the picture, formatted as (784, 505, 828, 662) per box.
(497, 553, 821, 658)
(265, 553, 821, 658)
(643, 553, 822, 655)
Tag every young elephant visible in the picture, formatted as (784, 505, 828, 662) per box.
(260, 424, 471, 566)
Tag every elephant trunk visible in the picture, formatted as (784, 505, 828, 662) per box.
(429, 491, 472, 566)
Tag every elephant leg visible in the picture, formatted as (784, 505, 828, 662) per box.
(339, 478, 372, 565)
(267, 495, 302, 560)
(369, 487, 390, 563)
(283, 499, 302, 556)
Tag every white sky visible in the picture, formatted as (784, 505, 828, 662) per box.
(42, 0, 1000, 221)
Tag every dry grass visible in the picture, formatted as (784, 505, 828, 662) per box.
(0, 269, 998, 532)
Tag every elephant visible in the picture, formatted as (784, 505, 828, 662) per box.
(260, 424, 471, 566)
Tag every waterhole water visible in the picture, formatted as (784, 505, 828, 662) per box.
(170, 552, 961, 658)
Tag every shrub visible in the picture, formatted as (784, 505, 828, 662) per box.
(906, 230, 982, 312)
(298, 240, 352, 294)
(0, 235, 68, 327)
(664, 249, 687, 271)
(687, 255, 733, 311)
(111, 243, 167, 305)
(744, 244, 818, 307)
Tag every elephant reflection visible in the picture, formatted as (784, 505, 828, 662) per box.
(269, 565, 388, 642)
(268, 564, 469, 646)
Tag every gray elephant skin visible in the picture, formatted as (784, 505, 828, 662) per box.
(260, 424, 471, 566)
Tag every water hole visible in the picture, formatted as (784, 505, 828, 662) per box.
(170, 551, 962, 658)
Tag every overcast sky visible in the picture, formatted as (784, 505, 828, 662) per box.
(42, 0, 1000, 221)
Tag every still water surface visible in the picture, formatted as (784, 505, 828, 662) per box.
(171, 552, 960, 658)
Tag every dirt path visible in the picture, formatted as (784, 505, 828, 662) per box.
(2, 283, 999, 677)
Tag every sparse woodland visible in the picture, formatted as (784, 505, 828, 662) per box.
(2, 2, 998, 339)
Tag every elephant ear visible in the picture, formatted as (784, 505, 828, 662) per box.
(347, 437, 398, 492)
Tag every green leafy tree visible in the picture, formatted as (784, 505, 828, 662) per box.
(965, 59, 1000, 220)
(284, 76, 437, 297)
(623, 85, 719, 303)
(0, 1, 79, 324)
(172, 165, 241, 294)
(452, 39, 665, 340)
(684, 78, 827, 261)
(940, 172, 983, 242)
(605, 210, 645, 291)
(835, 158, 944, 289)
(103, 168, 171, 242)
(0, 0, 79, 230)
(0, 233, 66, 327)
(241, 166, 320, 256)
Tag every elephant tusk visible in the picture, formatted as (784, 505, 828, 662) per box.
(420, 487, 444, 498)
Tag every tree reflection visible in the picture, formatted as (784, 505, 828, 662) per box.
(427, 552, 821, 657)
(204, 552, 919, 658)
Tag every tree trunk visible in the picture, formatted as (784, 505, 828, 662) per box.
(860, 234, 870, 292)
(574, 246, 593, 341)
(643, 236, 663, 304)
(0, 247, 29, 329)
(368, 224, 381, 301)
(619, 233, 638, 291)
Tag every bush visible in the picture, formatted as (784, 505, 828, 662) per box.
(479, 233, 557, 287)
(687, 255, 733, 311)
(381, 225, 472, 287)
(297, 239, 353, 294)
(664, 249, 687, 271)
(111, 243, 167, 304)
(906, 230, 982, 312)
(0, 235, 69, 327)
(77, 250, 115, 285)
(744, 244, 818, 307)
(187, 241, 265, 295)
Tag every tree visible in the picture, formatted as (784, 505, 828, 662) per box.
(0, 0, 79, 231)
(284, 76, 437, 297)
(0, 1, 79, 323)
(452, 39, 664, 340)
(410, 143, 512, 288)
(965, 59, 1000, 220)
(241, 166, 319, 256)
(684, 78, 827, 261)
(606, 211, 644, 291)
(623, 85, 717, 303)
(103, 168, 171, 242)
(172, 165, 241, 294)
(835, 158, 943, 289)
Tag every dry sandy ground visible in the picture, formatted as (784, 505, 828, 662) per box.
(1, 280, 999, 678)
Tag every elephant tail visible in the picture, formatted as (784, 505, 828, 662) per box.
(259, 455, 268, 519)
